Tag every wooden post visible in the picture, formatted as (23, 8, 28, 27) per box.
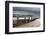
(17, 17, 19, 24)
(24, 17, 26, 23)
(29, 17, 30, 22)
(31, 15, 32, 20)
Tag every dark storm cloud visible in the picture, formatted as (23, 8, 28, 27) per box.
(13, 7, 40, 13)
(13, 7, 40, 19)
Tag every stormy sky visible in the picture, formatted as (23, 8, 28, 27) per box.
(13, 7, 40, 19)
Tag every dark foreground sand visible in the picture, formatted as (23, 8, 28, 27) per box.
(13, 19, 40, 28)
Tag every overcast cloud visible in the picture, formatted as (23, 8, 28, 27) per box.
(13, 7, 40, 19)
